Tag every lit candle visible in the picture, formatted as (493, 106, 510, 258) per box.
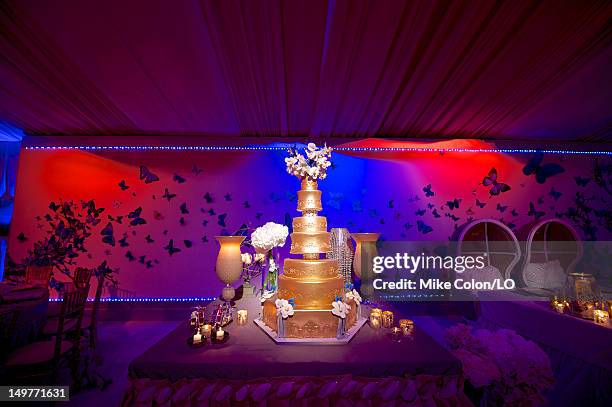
(370, 317, 381, 329)
(391, 327, 402, 342)
(399, 319, 414, 336)
(216, 328, 225, 340)
(237, 309, 248, 325)
(201, 324, 212, 338)
(552, 301, 565, 314)
(382, 311, 394, 328)
(193, 331, 202, 344)
(369, 308, 382, 329)
(593, 310, 609, 327)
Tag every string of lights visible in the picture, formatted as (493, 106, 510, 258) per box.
(48, 296, 217, 302)
(23, 145, 612, 155)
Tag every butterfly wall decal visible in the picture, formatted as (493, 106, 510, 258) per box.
(549, 187, 562, 200)
(446, 198, 461, 210)
(527, 202, 545, 220)
(100, 222, 115, 246)
(179, 202, 189, 214)
(164, 239, 181, 256)
(118, 180, 130, 190)
(173, 173, 186, 184)
(139, 166, 159, 184)
(417, 220, 433, 234)
(125, 251, 136, 261)
(574, 176, 590, 187)
(127, 207, 147, 226)
(191, 165, 203, 175)
(522, 152, 565, 184)
(482, 168, 511, 196)
(422, 184, 434, 197)
(118, 234, 129, 247)
(162, 188, 177, 202)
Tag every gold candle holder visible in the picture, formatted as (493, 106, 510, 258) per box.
(399, 319, 414, 336)
(382, 311, 394, 328)
(390, 327, 402, 342)
(369, 308, 382, 329)
(237, 310, 248, 325)
(201, 324, 212, 338)
(593, 310, 609, 327)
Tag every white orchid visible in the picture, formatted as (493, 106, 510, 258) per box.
(275, 299, 295, 319)
(285, 143, 332, 181)
(241, 253, 252, 265)
(260, 290, 275, 303)
(251, 222, 289, 252)
(331, 300, 351, 319)
(254, 253, 266, 263)
(345, 289, 362, 305)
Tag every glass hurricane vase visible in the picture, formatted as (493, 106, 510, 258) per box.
(215, 236, 246, 301)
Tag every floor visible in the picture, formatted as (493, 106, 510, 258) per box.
(65, 317, 458, 406)
(67, 321, 179, 407)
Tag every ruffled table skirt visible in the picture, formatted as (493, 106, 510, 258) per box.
(121, 374, 470, 407)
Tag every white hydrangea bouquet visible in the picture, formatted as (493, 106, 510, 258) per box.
(251, 222, 289, 253)
(285, 143, 332, 180)
(251, 222, 288, 294)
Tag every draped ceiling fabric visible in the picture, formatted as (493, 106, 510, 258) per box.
(0, 0, 611, 141)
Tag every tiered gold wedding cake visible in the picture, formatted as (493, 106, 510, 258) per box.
(261, 178, 358, 338)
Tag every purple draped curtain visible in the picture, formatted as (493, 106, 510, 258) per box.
(0, 0, 610, 140)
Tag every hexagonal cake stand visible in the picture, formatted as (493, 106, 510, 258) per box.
(254, 316, 368, 345)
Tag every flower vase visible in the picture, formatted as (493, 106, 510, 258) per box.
(263, 249, 279, 293)
(215, 236, 246, 301)
(277, 315, 285, 338)
(336, 318, 346, 339)
(351, 233, 380, 299)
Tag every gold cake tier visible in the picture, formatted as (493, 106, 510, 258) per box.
(292, 215, 327, 233)
(277, 274, 343, 310)
(261, 298, 358, 339)
(290, 232, 330, 254)
(296, 189, 322, 213)
(283, 258, 339, 279)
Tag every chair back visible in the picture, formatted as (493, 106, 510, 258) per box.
(88, 274, 106, 349)
(0, 304, 18, 355)
(54, 288, 88, 359)
(74, 268, 93, 289)
(25, 265, 53, 287)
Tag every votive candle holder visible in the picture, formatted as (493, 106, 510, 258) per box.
(237, 309, 248, 325)
(593, 310, 609, 327)
(399, 319, 414, 336)
(382, 311, 394, 328)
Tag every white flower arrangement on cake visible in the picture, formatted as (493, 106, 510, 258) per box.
(331, 298, 351, 319)
(345, 289, 362, 305)
(275, 298, 295, 319)
(285, 143, 332, 180)
(251, 222, 289, 253)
